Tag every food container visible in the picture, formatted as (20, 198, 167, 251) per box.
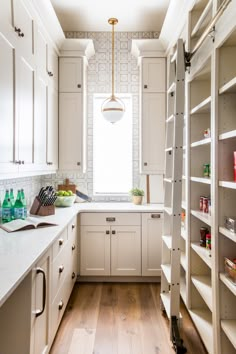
(54, 195, 76, 207)
(224, 257, 236, 284)
(224, 216, 236, 233)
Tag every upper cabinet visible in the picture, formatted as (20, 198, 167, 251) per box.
(59, 57, 82, 93)
(142, 58, 166, 92)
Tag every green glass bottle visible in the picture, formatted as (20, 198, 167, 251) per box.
(2, 190, 12, 223)
(14, 190, 24, 220)
(0, 198, 2, 224)
(21, 188, 27, 219)
(10, 188, 15, 219)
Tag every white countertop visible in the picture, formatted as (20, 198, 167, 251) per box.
(0, 202, 163, 307)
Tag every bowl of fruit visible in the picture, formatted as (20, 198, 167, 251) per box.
(54, 190, 76, 207)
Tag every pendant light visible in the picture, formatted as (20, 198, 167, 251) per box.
(101, 18, 125, 124)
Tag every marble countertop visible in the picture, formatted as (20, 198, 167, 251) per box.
(0, 202, 163, 307)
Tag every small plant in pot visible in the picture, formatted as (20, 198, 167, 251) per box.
(130, 188, 144, 205)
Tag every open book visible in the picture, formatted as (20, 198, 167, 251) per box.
(0, 216, 57, 233)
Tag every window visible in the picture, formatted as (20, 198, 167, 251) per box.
(93, 94, 132, 195)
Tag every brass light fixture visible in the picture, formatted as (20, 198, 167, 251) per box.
(101, 18, 125, 123)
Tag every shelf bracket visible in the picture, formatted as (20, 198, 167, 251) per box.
(171, 316, 187, 354)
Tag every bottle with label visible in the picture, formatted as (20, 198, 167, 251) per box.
(21, 189, 27, 219)
(2, 190, 12, 223)
(10, 188, 15, 219)
(14, 190, 25, 220)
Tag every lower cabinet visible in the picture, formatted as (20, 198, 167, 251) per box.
(142, 212, 163, 276)
(80, 213, 141, 276)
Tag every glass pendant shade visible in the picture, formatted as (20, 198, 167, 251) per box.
(101, 96, 125, 124)
(101, 18, 125, 123)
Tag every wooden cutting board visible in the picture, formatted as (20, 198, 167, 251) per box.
(58, 178, 76, 193)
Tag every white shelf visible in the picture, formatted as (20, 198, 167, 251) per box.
(190, 96, 211, 115)
(164, 207, 172, 215)
(167, 82, 176, 94)
(219, 129, 236, 140)
(219, 76, 236, 94)
(166, 114, 174, 123)
(220, 273, 236, 296)
(219, 181, 236, 189)
(191, 242, 212, 268)
(180, 276, 187, 305)
(160, 292, 171, 319)
(221, 320, 236, 349)
(162, 235, 172, 249)
(191, 176, 211, 184)
(191, 209, 212, 226)
(191, 0, 213, 38)
(219, 226, 236, 243)
(189, 309, 213, 354)
(161, 264, 171, 283)
(191, 275, 212, 311)
(191, 137, 211, 147)
(181, 252, 187, 270)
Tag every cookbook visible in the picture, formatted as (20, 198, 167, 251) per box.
(0, 216, 57, 232)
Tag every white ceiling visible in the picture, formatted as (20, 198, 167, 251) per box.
(50, 0, 170, 32)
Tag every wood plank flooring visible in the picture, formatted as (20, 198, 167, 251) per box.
(50, 283, 207, 354)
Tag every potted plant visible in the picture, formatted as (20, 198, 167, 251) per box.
(130, 188, 144, 205)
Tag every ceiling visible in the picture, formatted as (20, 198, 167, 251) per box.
(50, 0, 170, 32)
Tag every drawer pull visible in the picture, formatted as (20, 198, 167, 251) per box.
(72, 272, 76, 279)
(151, 214, 161, 219)
(106, 217, 116, 222)
(106, 230, 110, 235)
(72, 244, 76, 251)
(59, 238, 64, 246)
(71, 224, 75, 230)
(59, 265, 64, 273)
(58, 300, 64, 310)
(112, 230, 116, 235)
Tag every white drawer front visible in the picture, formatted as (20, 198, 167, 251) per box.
(52, 228, 68, 260)
(80, 212, 141, 226)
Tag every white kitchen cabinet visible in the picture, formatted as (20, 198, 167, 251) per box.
(0, 0, 13, 35)
(47, 86, 58, 170)
(142, 212, 163, 276)
(80, 213, 141, 276)
(141, 93, 165, 173)
(31, 250, 50, 354)
(142, 58, 166, 93)
(59, 57, 82, 92)
(59, 92, 83, 170)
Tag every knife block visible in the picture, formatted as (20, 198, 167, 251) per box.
(30, 197, 55, 216)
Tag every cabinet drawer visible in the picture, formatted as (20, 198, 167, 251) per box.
(52, 228, 67, 260)
(80, 213, 141, 226)
(52, 248, 67, 300)
(67, 216, 77, 241)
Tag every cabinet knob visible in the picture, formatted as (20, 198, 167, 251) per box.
(77, 84, 81, 88)
(47, 162, 53, 165)
(151, 213, 161, 219)
(19, 32, 24, 37)
(72, 224, 75, 230)
(144, 162, 148, 166)
(72, 244, 76, 251)
(77, 162, 81, 166)
(144, 84, 148, 89)
(58, 300, 64, 310)
(48, 71, 53, 77)
(112, 230, 116, 235)
(59, 265, 64, 273)
(14, 27, 21, 33)
(72, 272, 76, 279)
(21, 160, 24, 164)
(15, 160, 21, 164)
(106, 230, 110, 235)
(59, 238, 64, 246)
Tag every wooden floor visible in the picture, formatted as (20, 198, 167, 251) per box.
(50, 283, 207, 354)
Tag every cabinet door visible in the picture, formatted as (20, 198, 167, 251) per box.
(142, 213, 163, 276)
(47, 86, 58, 170)
(15, 55, 34, 170)
(142, 58, 166, 92)
(13, 0, 34, 62)
(35, 26, 47, 82)
(141, 93, 165, 173)
(59, 93, 83, 170)
(34, 77, 47, 170)
(80, 226, 110, 276)
(31, 251, 50, 354)
(59, 57, 82, 92)
(111, 226, 141, 276)
(0, 0, 13, 35)
(0, 33, 18, 173)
